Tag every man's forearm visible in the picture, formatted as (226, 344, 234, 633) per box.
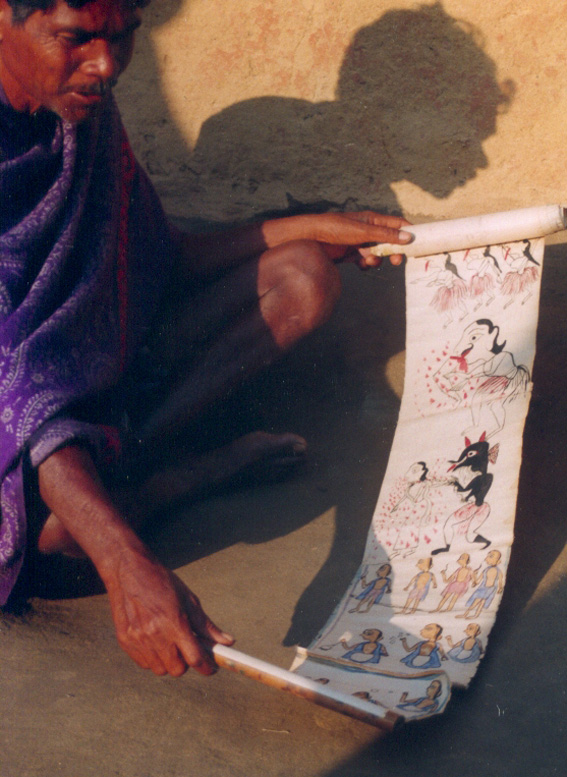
(37, 446, 151, 582)
(178, 215, 312, 282)
(37, 445, 232, 676)
(178, 211, 412, 281)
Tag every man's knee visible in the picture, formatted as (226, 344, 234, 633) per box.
(258, 240, 341, 349)
(281, 240, 342, 327)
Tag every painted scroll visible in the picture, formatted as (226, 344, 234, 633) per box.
(288, 205, 566, 725)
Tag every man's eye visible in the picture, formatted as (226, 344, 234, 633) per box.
(59, 35, 80, 45)
(59, 33, 90, 46)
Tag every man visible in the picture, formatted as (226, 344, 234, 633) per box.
(0, 0, 411, 677)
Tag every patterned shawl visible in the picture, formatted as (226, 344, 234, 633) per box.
(0, 89, 174, 603)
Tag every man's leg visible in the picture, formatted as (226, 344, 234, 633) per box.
(38, 240, 341, 553)
(139, 239, 341, 446)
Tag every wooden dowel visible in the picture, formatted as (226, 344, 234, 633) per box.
(370, 204, 567, 258)
(212, 644, 403, 731)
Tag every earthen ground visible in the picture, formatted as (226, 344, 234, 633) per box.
(1, 243, 566, 777)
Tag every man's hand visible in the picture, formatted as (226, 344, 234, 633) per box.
(291, 211, 412, 268)
(180, 210, 412, 281)
(38, 445, 233, 677)
(105, 550, 234, 676)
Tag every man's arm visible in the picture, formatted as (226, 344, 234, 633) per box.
(178, 211, 412, 282)
(37, 445, 234, 676)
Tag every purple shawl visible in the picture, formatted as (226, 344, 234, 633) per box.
(0, 89, 174, 603)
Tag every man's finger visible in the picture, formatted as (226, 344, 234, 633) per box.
(170, 609, 223, 674)
(179, 582, 235, 647)
(158, 642, 191, 678)
(175, 593, 235, 674)
(367, 214, 412, 230)
(170, 620, 218, 675)
(369, 226, 413, 245)
(344, 211, 412, 230)
(178, 637, 218, 675)
(201, 618, 235, 647)
(125, 643, 169, 675)
(187, 606, 235, 650)
(357, 252, 382, 270)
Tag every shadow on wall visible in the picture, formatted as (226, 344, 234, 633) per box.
(123, 2, 515, 221)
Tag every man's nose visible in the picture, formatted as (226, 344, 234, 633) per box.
(82, 39, 122, 82)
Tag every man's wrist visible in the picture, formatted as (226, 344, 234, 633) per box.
(86, 520, 156, 585)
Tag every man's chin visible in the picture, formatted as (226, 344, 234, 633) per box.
(50, 94, 106, 123)
(59, 107, 99, 124)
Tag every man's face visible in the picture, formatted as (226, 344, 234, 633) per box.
(0, 0, 141, 122)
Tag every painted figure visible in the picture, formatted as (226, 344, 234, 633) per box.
(390, 461, 432, 558)
(446, 623, 484, 663)
(466, 246, 501, 310)
(340, 628, 389, 664)
(433, 553, 475, 612)
(349, 563, 392, 613)
(400, 557, 438, 614)
(458, 549, 504, 619)
(397, 679, 444, 715)
(432, 434, 498, 555)
(435, 319, 529, 439)
(426, 253, 468, 327)
(400, 623, 447, 669)
(501, 240, 540, 308)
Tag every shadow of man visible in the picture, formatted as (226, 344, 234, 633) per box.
(184, 3, 514, 220)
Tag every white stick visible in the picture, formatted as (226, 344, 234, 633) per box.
(212, 644, 402, 730)
(370, 204, 567, 258)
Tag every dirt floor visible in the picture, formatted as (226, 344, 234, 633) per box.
(2, 243, 567, 777)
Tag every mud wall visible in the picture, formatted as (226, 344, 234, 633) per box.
(115, 1, 566, 223)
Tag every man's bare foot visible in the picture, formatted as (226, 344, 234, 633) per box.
(234, 430, 308, 476)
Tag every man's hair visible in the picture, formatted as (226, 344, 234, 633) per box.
(7, 0, 150, 25)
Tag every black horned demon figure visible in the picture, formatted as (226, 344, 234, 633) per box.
(432, 433, 499, 555)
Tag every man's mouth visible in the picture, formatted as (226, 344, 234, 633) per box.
(66, 80, 117, 98)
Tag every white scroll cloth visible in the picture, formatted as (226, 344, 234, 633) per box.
(290, 206, 565, 724)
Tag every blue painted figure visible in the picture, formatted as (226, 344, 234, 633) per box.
(447, 623, 484, 663)
(341, 629, 389, 664)
(349, 563, 392, 613)
(400, 623, 447, 669)
(397, 679, 444, 716)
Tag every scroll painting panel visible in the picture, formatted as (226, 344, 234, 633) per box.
(291, 238, 543, 722)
